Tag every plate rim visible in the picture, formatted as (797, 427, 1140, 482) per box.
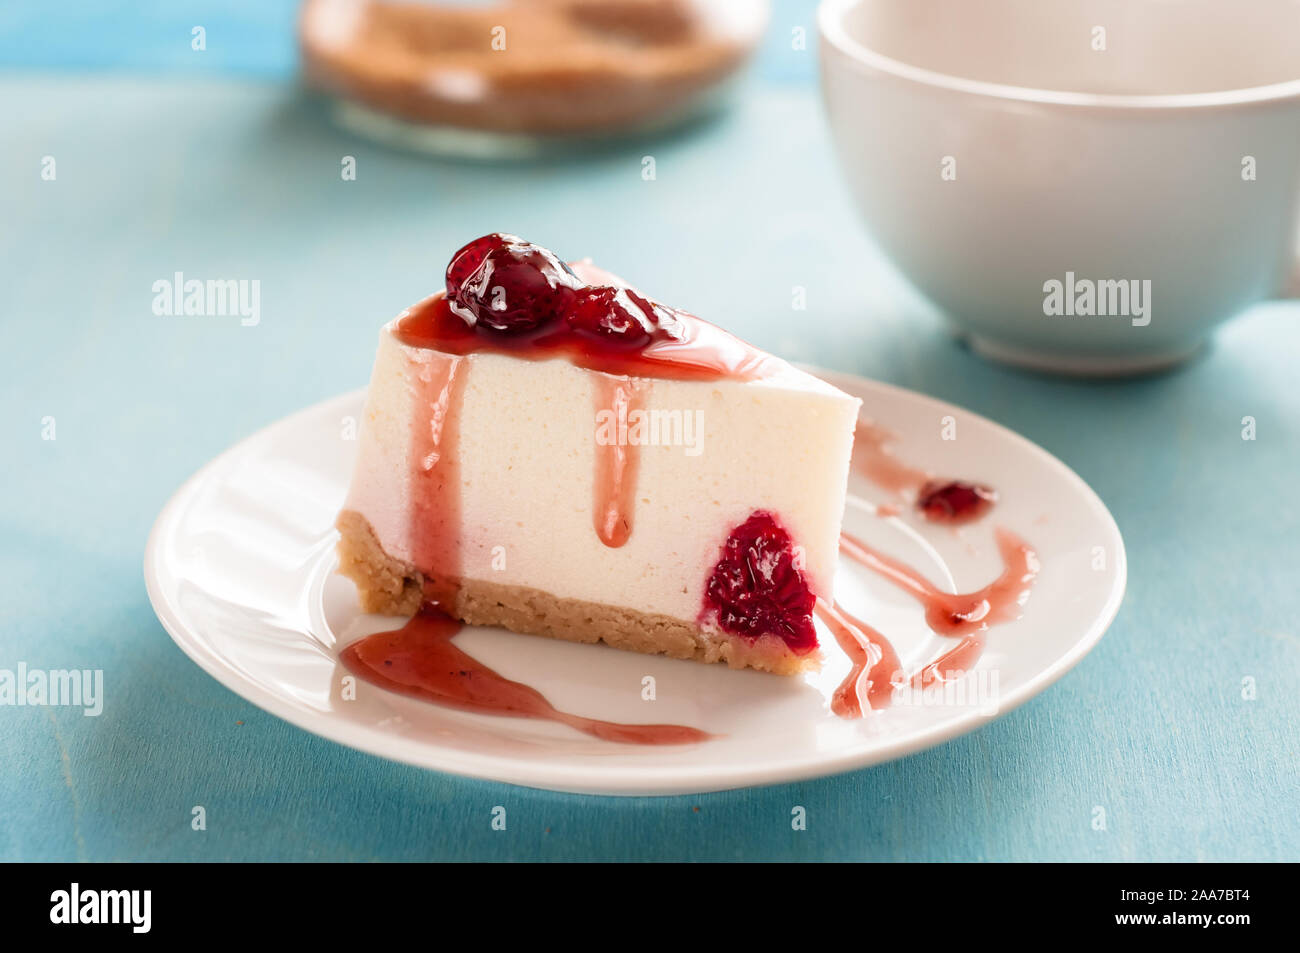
(144, 371, 1127, 796)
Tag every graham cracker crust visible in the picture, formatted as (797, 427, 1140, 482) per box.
(335, 510, 817, 675)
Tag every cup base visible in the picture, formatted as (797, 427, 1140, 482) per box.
(962, 333, 1205, 377)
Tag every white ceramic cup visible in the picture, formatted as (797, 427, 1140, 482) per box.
(819, 0, 1300, 374)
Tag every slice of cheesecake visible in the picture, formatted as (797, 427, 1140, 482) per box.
(336, 235, 860, 674)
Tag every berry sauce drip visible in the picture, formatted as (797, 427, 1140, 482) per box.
(852, 420, 999, 526)
(839, 529, 1038, 638)
(592, 375, 645, 548)
(814, 600, 901, 716)
(340, 603, 712, 745)
(394, 233, 781, 382)
(701, 511, 818, 655)
(409, 352, 468, 605)
(916, 480, 998, 525)
(829, 528, 1040, 712)
(852, 421, 931, 495)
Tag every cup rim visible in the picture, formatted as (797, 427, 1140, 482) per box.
(818, 0, 1300, 111)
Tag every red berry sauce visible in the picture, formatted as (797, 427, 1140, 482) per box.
(340, 602, 712, 745)
(701, 511, 818, 655)
(397, 233, 779, 382)
(916, 480, 998, 525)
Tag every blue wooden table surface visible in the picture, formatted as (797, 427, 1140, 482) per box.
(1, 2, 1297, 862)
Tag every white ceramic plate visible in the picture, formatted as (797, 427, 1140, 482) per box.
(145, 369, 1125, 795)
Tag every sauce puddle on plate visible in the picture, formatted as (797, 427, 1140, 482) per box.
(340, 603, 713, 745)
(831, 528, 1040, 713)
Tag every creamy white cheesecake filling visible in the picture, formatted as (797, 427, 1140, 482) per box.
(344, 322, 860, 626)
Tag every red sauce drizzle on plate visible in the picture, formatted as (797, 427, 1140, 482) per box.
(828, 528, 1040, 713)
(814, 600, 902, 716)
(341, 604, 712, 745)
(853, 420, 931, 495)
(852, 420, 998, 526)
(916, 480, 998, 525)
(840, 529, 1039, 638)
